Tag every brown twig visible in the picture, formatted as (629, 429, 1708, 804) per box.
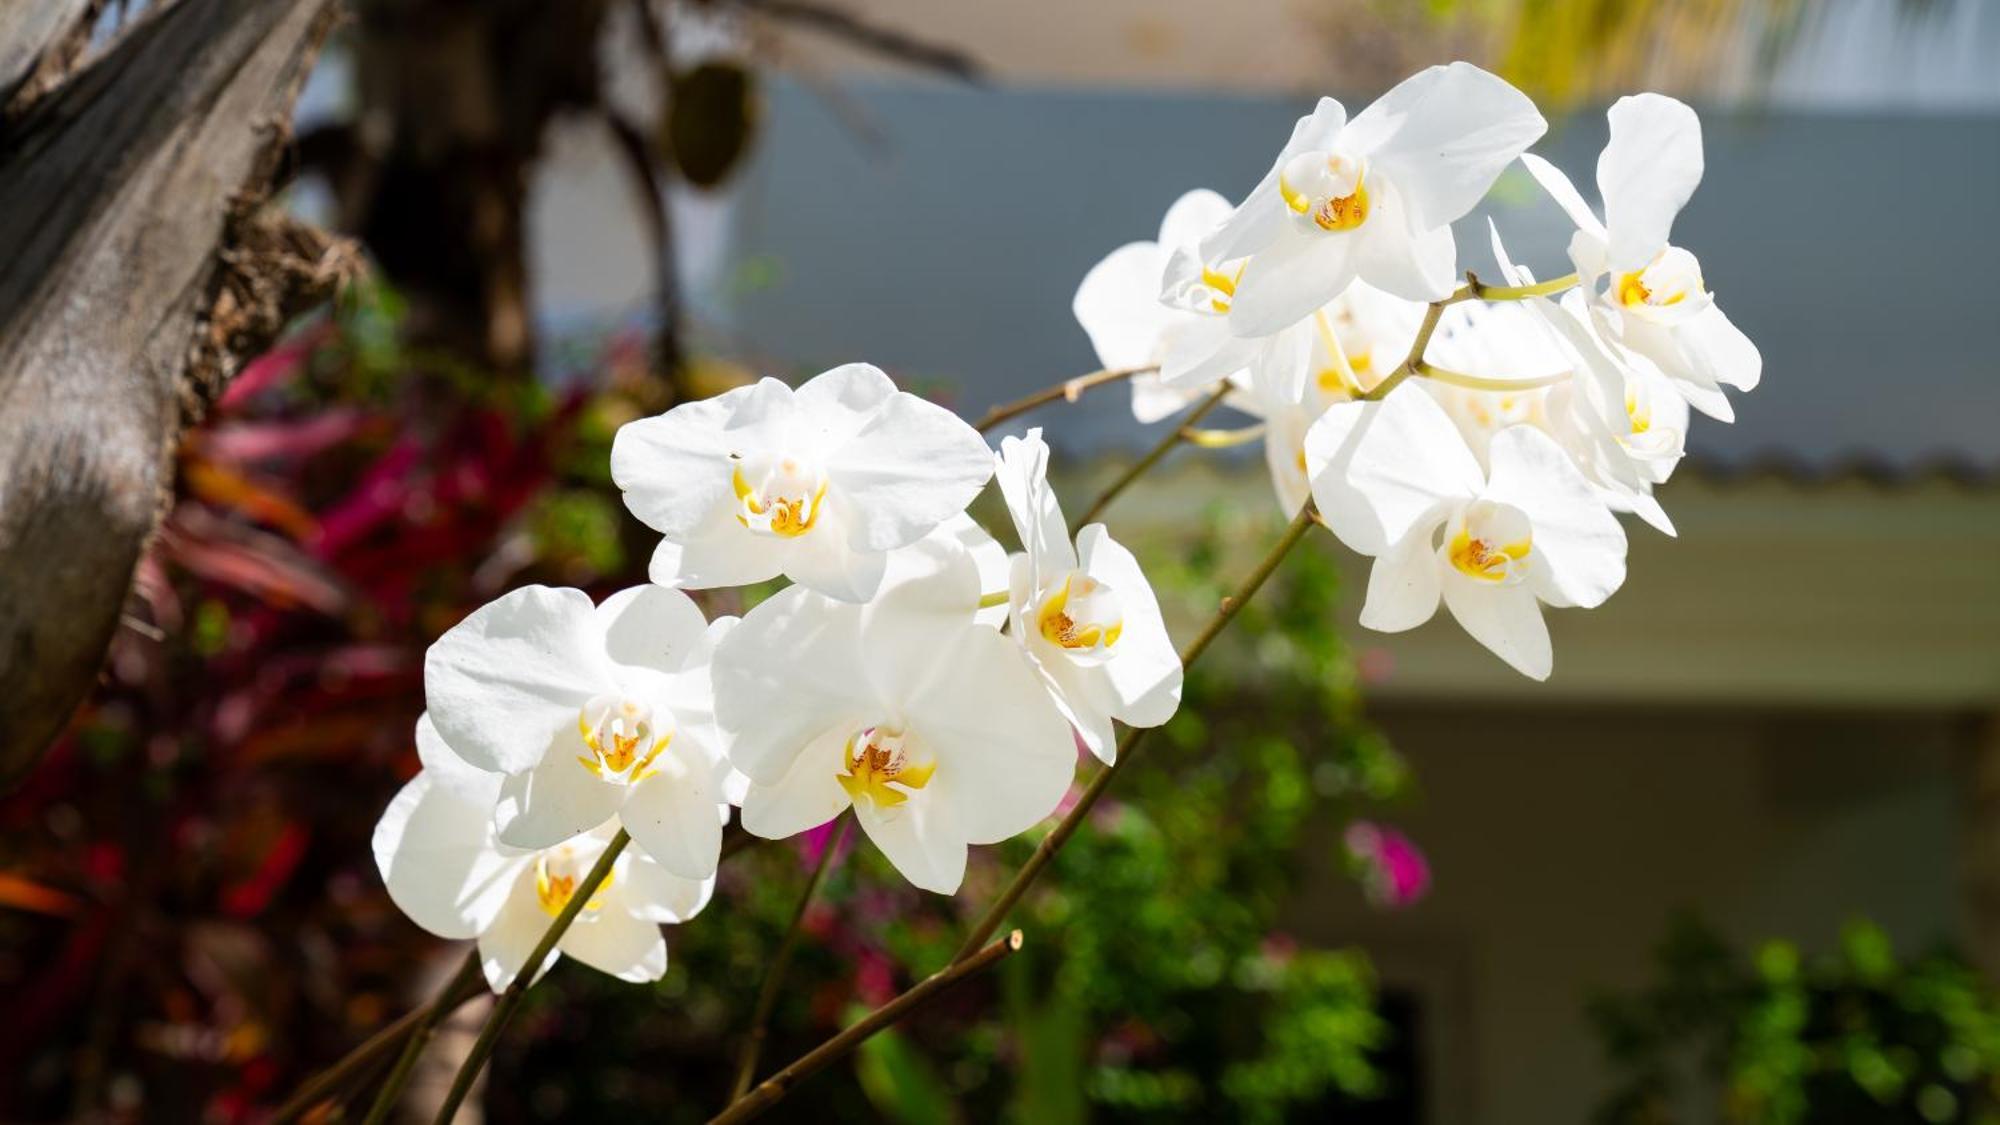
(708, 931, 1024, 1125)
(973, 365, 1155, 434)
(730, 817, 850, 1099)
(737, 0, 986, 82)
(602, 108, 686, 384)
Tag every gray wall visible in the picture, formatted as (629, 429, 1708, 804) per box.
(725, 80, 2000, 472)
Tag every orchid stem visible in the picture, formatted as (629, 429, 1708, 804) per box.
(711, 502, 1322, 1123)
(272, 950, 485, 1124)
(361, 951, 485, 1125)
(1076, 383, 1231, 527)
(1466, 271, 1579, 301)
(974, 365, 1156, 434)
(1412, 361, 1572, 393)
(1362, 271, 1583, 404)
(709, 931, 1025, 1125)
(431, 831, 630, 1124)
(730, 817, 851, 1100)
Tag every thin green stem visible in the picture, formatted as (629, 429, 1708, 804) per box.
(272, 951, 487, 1124)
(361, 951, 485, 1125)
(709, 932, 1025, 1125)
(1361, 271, 1583, 405)
(951, 499, 1319, 963)
(1075, 383, 1231, 526)
(431, 831, 631, 1124)
(1412, 361, 1572, 394)
(1360, 298, 1448, 403)
(974, 365, 1155, 434)
(1467, 271, 1580, 301)
(1182, 423, 1266, 449)
(730, 817, 851, 1099)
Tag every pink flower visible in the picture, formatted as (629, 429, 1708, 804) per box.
(1345, 821, 1430, 909)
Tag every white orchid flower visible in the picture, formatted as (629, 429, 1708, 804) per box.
(1073, 188, 1245, 423)
(712, 529, 1075, 894)
(423, 584, 736, 882)
(1304, 385, 1627, 680)
(1469, 224, 1687, 535)
(1238, 280, 1426, 514)
(1520, 93, 1761, 421)
(611, 363, 995, 602)
(372, 716, 712, 992)
(1202, 62, 1546, 336)
(993, 429, 1181, 763)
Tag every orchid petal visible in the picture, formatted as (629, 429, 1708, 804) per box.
(424, 586, 611, 775)
(1599, 94, 1703, 273)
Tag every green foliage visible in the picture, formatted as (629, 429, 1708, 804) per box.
(1592, 913, 2000, 1125)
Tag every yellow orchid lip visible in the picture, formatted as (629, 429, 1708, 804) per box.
(535, 852, 612, 917)
(732, 462, 829, 539)
(837, 727, 935, 809)
(1448, 527, 1532, 583)
(1200, 264, 1245, 313)
(1035, 573, 1124, 652)
(576, 697, 671, 783)
(1279, 155, 1371, 233)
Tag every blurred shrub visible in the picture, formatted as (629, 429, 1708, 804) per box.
(1592, 913, 2000, 1125)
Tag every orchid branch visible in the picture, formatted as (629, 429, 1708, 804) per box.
(973, 365, 1156, 433)
(1467, 271, 1579, 302)
(272, 950, 486, 1124)
(1413, 361, 1574, 393)
(730, 817, 851, 1099)
(715, 500, 1322, 1122)
(1075, 383, 1232, 526)
(431, 831, 631, 1125)
(708, 931, 1025, 1125)
(360, 951, 485, 1125)
(1360, 270, 1582, 403)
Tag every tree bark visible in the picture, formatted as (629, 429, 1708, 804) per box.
(0, 0, 343, 784)
(0, 0, 94, 109)
(332, 0, 614, 371)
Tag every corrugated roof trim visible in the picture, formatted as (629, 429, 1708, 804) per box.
(1683, 452, 2000, 489)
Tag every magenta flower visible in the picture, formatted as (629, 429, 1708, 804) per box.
(1345, 821, 1431, 909)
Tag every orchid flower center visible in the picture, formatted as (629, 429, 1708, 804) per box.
(1614, 246, 1705, 312)
(1036, 571, 1124, 653)
(1446, 501, 1533, 585)
(534, 847, 613, 918)
(730, 453, 828, 539)
(576, 693, 672, 784)
(1198, 262, 1245, 314)
(1280, 149, 1371, 232)
(1462, 390, 1534, 434)
(836, 725, 936, 809)
(1311, 307, 1377, 399)
(1625, 388, 1652, 435)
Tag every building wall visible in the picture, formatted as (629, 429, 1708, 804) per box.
(1287, 705, 1969, 1125)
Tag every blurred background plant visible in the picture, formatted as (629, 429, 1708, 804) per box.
(1592, 914, 2000, 1125)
